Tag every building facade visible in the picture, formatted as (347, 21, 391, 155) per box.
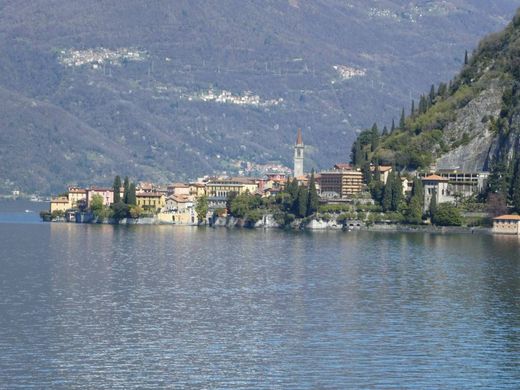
(319, 169, 364, 198)
(136, 193, 166, 212)
(87, 188, 114, 207)
(492, 215, 520, 235)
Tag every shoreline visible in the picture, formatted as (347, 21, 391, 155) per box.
(43, 216, 493, 235)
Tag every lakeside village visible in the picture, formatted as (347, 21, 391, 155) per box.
(43, 129, 520, 235)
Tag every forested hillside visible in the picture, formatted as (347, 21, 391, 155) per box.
(0, 1, 517, 193)
(351, 8, 520, 209)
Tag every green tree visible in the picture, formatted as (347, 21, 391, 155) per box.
(362, 162, 372, 185)
(113, 175, 122, 203)
(111, 201, 129, 221)
(287, 178, 299, 201)
(382, 173, 393, 211)
(406, 196, 423, 224)
(370, 122, 379, 152)
(123, 176, 130, 203)
(90, 194, 104, 215)
(382, 125, 388, 136)
(464, 49, 469, 65)
(432, 203, 463, 226)
(429, 84, 436, 105)
(296, 186, 308, 218)
(391, 119, 395, 133)
(127, 183, 137, 205)
(195, 195, 208, 223)
(429, 190, 438, 220)
(129, 205, 143, 219)
(226, 191, 238, 214)
(399, 107, 406, 129)
(306, 171, 319, 216)
(390, 172, 403, 211)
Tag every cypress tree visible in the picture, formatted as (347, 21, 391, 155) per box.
(113, 175, 122, 203)
(399, 108, 406, 129)
(419, 95, 427, 114)
(382, 173, 393, 211)
(429, 84, 436, 105)
(288, 178, 299, 201)
(306, 171, 319, 216)
(464, 50, 468, 65)
(297, 186, 308, 218)
(382, 125, 388, 136)
(123, 176, 130, 204)
(391, 119, 395, 133)
(370, 123, 379, 152)
(429, 189, 438, 221)
(127, 183, 137, 206)
(362, 162, 372, 185)
(411, 100, 415, 116)
(391, 172, 402, 211)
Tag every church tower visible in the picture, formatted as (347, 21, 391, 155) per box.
(294, 128, 304, 177)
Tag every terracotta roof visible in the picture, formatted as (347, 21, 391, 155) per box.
(88, 187, 113, 192)
(168, 183, 189, 188)
(493, 215, 520, 220)
(296, 128, 303, 145)
(422, 174, 448, 182)
(379, 166, 393, 172)
(334, 163, 352, 170)
(168, 195, 190, 202)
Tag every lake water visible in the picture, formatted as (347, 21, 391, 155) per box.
(0, 201, 519, 388)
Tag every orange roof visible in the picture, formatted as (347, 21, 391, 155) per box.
(493, 215, 520, 220)
(422, 174, 448, 181)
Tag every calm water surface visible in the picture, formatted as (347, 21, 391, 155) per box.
(0, 202, 519, 388)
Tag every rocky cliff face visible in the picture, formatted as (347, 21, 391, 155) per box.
(436, 80, 504, 172)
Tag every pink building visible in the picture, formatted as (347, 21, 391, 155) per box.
(87, 188, 114, 207)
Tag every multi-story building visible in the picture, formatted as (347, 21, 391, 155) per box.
(67, 187, 87, 208)
(50, 196, 70, 213)
(319, 169, 364, 198)
(87, 188, 114, 207)
(136, 192, 165, 212)
(206, 177, 259, 208)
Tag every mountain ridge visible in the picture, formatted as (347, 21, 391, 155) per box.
(0, 1, 518, 193)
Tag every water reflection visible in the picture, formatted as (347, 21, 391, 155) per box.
(0, 225, 518, 388)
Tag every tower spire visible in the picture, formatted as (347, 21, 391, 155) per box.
(296, 128, 303, 145)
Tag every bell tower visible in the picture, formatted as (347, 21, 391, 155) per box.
(294, 128, 304, 177)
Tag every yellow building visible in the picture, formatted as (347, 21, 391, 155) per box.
(206, 177, 258, 198)
(67, 187, 87, 208)
(189, 182, 207, 197)
(493, 215, 520, 235)
(136, 192, 165, 212)
(50, 196, 70, 213)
